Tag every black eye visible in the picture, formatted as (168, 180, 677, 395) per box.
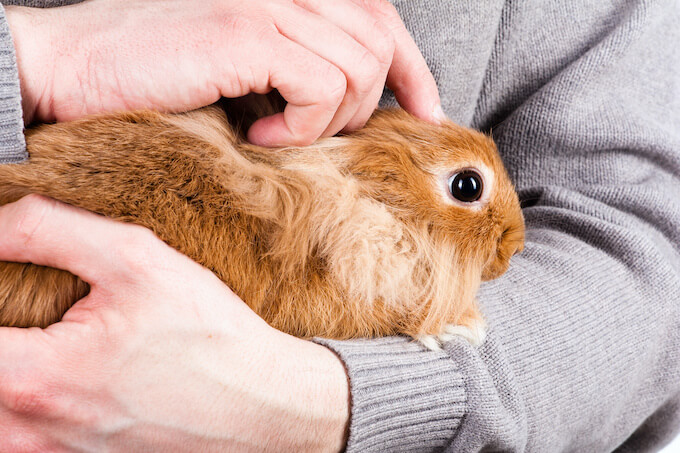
(448, 170, 483, 202)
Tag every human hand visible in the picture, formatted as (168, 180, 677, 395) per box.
(5, 0, 442, 146)
(0, 195, 349, 452)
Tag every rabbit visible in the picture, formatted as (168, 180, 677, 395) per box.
(0, 103, 524, 347)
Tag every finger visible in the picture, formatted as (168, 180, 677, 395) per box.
(247, 33, 347, 146)
(269, 2, 381, 137)
(355, 0, 444, 123)
(294, 0, 395, 132)
(0, 195, 156, 286)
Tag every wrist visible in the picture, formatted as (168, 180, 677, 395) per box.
(261, 330, 350, 452)
(5, 5, 55, 125)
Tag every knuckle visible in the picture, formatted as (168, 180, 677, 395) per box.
(12, 195, 56, 247)
(371, 28, 396, 65)
(320, 67, 347, 108)
(353, 51, 381, 94)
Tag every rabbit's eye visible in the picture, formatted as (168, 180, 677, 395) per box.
(449, 170, 483, 202)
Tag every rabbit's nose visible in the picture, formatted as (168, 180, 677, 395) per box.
(481, 215, 525, 281)
(511, 237, 524, 256)
(501, 222, 525, 256)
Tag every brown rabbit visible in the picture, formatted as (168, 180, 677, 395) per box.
(0, 105, 524, 346)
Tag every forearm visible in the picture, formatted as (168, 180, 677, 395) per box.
(254, 333, 349, 452)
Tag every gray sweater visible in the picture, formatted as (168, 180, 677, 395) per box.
(1, 1, 679, 452)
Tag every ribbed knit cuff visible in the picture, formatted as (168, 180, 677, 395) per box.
(0, 6, 27, 164)
(313, 337, 466, 452)
(3, 1, 84, 7)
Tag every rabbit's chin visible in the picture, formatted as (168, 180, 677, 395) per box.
(416, 318, 487, 351)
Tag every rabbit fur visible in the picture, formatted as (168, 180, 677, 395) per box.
(0, 105, 524, 343)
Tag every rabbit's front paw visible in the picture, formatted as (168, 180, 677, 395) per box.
(416, 319, 487, 351)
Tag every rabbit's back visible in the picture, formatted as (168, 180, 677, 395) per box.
(0, 106, 500, 340)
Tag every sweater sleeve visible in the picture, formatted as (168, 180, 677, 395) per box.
(0, 5, 26, 164)
(318, 0, 680, 452)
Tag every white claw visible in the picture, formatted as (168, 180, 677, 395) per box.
(416, 319, 487, 350)
(416, 334, 442, 351)
(441, 322, 487, 346)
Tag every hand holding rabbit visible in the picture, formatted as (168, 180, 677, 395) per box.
(5, 0, 443, 146)
(0, 105, 524, 344)
(0, 194, 349, 451)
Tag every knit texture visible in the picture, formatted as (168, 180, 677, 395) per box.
(314, 337, 466, 452)
(0, 6, 25, 163)
(2, 1, 81, 7)
(2, 1, 679, 452)
(328, 0, 680, 451)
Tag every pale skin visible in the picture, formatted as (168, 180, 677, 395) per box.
(0, 195, 350, 451)
(1, 0, 442, 450)
(8, 0, 444, 144)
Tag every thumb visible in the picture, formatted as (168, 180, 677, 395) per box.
(0, 195, 156, 363)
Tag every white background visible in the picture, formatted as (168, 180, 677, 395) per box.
(660, 434, 680, 453)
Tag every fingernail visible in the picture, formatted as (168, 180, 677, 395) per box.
(432, 104, 447, 124)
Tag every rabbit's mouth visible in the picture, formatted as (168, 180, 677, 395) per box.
(481, 220, 525, 281)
